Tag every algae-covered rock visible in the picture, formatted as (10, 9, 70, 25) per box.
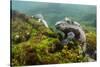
(86, 32, 96, 60)
(11, 11, 96, 66)
(11, 10, 60, 65)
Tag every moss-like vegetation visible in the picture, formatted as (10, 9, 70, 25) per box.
(86, 32, 96, 59)
(11, 10, 96, 66)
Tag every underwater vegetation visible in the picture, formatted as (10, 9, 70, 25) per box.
(11, 10, 96, 66)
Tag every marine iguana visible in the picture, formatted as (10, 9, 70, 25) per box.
(55, 17, 86, 53)
(31, 14, 49, 28)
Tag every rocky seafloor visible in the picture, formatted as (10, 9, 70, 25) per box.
(11, 10, 96, 66)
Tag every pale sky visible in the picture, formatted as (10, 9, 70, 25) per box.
(13, 0, 97, 5)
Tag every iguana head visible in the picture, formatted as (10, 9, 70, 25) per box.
(55, 17, 80, 30)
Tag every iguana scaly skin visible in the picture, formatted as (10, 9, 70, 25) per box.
(55, 17, 86, 53)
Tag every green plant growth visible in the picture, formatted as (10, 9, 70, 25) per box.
(11, 10, 96, 66)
